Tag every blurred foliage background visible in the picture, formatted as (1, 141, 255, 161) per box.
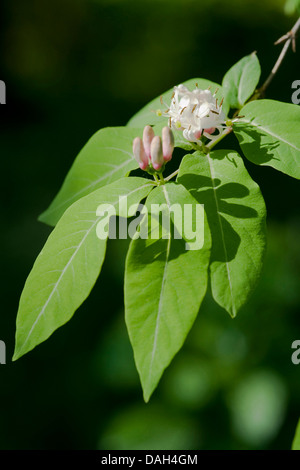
(0, 0, 299, 450)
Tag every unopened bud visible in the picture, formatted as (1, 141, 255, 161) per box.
(133, 137, 149, 170)
(162, 126, 174, 162)
(204, 127, 215, 135)
(151, 136, 164, 170)
(194, 130, 202, 140)
(143, 125, 155, 159)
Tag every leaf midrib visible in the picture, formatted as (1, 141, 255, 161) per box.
(44, 156, 136, 217)
(206, 153, 236, 315)
(238, 64, 247, 106)
(17, 219, 98, 358)
(148, 185, 172, 386)
(240, 118, 300, 153)
(17, 182, 154, 358)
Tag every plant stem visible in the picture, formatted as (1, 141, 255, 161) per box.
(158, 172, 165, 183)
(153, 173, 160, 184)
(165, 127, 233, 182)
(165, 169, 179, 182)
(205, 127, 233, 151)
(257, 17, 300, 97)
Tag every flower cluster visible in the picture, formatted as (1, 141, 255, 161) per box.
(133, 125, 174, 172)
(164, 84, 226, 144)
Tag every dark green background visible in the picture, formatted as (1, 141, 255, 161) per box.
(0, 0, 299, 449)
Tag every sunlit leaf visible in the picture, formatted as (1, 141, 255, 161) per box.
(125, 182, 211, 401)
(39, 127, 143, 226)
(234, 100, 300, 179)
(178, 149, 266, 317)
(222, 52, 261, 110)
(13, 177, 154, 360)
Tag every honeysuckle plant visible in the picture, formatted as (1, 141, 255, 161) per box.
(13, 19, 300, 402)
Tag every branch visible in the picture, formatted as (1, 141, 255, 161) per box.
(258, 17, 300, 96)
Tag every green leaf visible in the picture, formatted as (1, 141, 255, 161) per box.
(13, 177, 154, 361)
(234, 100, 300, 179)
(127, 78, 226, 149)
(124, 182, 211, 401)
(222, 52, 261, 110)
(178, 150, 266, 317)
(284, 0, 300, 15)
(292, 419, 300, 450)
(39, 127, 143, 227)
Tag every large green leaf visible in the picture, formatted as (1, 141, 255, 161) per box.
(39, 127, 143, 226)
(125, 182, 211, 401)
(222, 52, 261, 110)
(234, 100, 300, 179)
(127, 78, 227, 149)
(13, 177, 154, 361)
(178, 150, 266, 317)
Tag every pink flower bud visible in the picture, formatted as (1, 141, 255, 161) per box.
(162, 126, 174, 162)
(133, 137, 149, 170)
(194, 130, 202, 140)
(151, 136, 164, 170)
(143, 125, 155, 160)
(204, 127, 215, 135)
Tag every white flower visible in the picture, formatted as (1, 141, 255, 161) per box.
(165, 84, 226, 144)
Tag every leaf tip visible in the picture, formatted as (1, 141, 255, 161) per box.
(12, 339, 28, 362)
(12, 350, 21, 362)
(37, 211, 55, 227)
(227, 304, 238, 318)
(37, 211, 46, 223)
(141, 376, 156, 403)
(142, 389, 152, 403)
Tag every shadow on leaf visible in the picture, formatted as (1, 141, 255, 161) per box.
(234, 123, 280, 164)
(179, 173, 258, 263)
